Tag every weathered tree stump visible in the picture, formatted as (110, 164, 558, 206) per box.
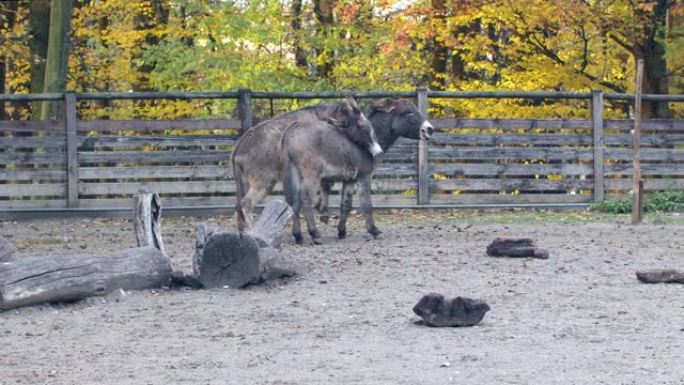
(133, 193, 165, 254)
(0, 247, 172, 310)
(0, 237, 14, 262)
(636, 269, 684, 284)
(193, 200, 296, 288)
(413, 293, 491, 327)
(486, 238, 549, 259)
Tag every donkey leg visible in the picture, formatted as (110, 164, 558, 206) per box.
(284, 164, 304, 244)
(291, 204, 304, 245)
(234, 166, 250, 232)
(301, 180, 323, 244)
(235, 196, 249, 233)
(285, 195, 303, 245)
(318, 180, 334, 224)
(337, 182, 355, 239)
(238, 183, 271, 231)
(358, 175, 381, 238)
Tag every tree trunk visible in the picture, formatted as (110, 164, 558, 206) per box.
(637, 0, 672, 118)
(0, 247, 172, 311)
(429, 0, 448, 90)
(0, 0, 19, 120)
(0, 54, 5, 121)
(135, 0, 168, 89)
(193, 200, 296, 289)
(291, 0, 308, 70)
(40, 0, 73, 120)
(451, 44, 467, 82)
(196, 230, 262, 288)
(29, 0, 51, 120)
(313, 0, 336, 80)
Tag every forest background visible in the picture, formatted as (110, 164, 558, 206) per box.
(1, 0, 683, 121)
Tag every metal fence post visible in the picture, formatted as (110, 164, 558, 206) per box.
(64, 92, 79, 208)
(417, 87, 430, 205)
(238, 88, 253, 134)
(591, 89, 604, 202)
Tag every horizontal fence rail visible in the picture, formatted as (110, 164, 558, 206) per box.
(2, 89, 684, 219)
(7, 90, 684, 101)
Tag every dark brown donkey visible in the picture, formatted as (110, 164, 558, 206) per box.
(283, 98, 434, 244)
(232, 97, 373, 231)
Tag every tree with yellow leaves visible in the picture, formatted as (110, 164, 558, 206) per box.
(1, 0, 683, 120)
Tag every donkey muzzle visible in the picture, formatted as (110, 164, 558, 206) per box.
(370, 142, 384, 157)
(420, 120, 434, 140)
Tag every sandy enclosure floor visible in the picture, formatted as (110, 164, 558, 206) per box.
(1, 211, 683, 385)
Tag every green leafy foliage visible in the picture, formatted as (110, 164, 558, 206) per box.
(589, 196, 634, 214)
(590, 191, 684, 214)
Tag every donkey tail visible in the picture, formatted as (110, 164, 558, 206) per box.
(233, 158, 248, 231)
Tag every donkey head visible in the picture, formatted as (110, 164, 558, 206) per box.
(370, 98, 434, 141)
(328, 96, 383, 157)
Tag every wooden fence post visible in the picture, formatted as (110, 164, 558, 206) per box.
(632, 60, 644, 224)
(591, 90, 604, 202)
(64, 92, 79, 208)
(417, 87, 430, 205)
(238, 88, 253, 134)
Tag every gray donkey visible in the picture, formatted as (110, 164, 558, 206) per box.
(281, 118, 382, 244)
(232, 96, 376, 231)
(283, 98, 434, 244)
(314, 98, 434, 228)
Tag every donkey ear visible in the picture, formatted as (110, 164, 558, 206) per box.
(372, 100, 396, 113)
(327, 117, 348, 128)
(345, 95, 359, 111)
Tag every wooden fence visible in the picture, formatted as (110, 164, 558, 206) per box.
(1, 89, 684, 218)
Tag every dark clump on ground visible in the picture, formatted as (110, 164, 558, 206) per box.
(413, 293, 490, 327)
(486, 237, 549, 259)
(636, 269, 684, 284)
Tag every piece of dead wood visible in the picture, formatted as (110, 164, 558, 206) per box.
(636, 269, 684, 284)
(0, 194, 174, 311)
(0, 247, 172, 311)
(133, 193, 165, 254)
(486, 238, 549, 259)
(0, 237, 14, 262)
(193, 200, 297, 288)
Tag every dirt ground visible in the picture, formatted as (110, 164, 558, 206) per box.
(1, 210, 683, 385)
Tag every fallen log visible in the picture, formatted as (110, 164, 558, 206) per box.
(636, 269, 684, 284)
(0, 237, 14, 262)
(193, 200, 297, 288)
(413, 293, 490, 327)
(0, 246, 172, 311)
(486, 238, 549, 259)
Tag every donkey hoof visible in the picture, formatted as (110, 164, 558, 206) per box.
(369, 227, 382, 239)
(293, 233, 304, 245)
(319, 215, 329, 224)
(338, 230, 347, 239)
(312, 237, 324, 245)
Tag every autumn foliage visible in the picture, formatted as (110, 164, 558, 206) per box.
(0, 0, 683, 119)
